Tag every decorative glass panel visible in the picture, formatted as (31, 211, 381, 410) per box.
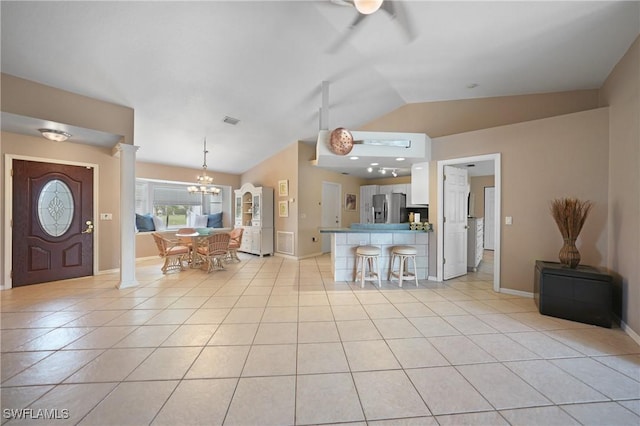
(37, 179, 74, 237)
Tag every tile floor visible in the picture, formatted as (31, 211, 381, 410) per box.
(1, 252, 639, 425)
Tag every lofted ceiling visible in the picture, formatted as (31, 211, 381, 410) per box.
(1, 1, 638, 178)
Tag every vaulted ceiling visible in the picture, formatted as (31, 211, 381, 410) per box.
(1, 1, 638, 175)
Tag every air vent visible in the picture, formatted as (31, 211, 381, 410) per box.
(223, 116, 240, 125)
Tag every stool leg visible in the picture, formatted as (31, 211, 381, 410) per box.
(361, 256, 366, 288)
(398, 255, 405, 288)
(376, 255, 381, 288)
(388, 253, 395, 281)
(412, 256, 419, 287)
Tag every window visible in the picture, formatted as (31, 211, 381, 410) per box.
(135, 179, 231, 230)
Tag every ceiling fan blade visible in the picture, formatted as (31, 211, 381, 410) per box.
(381, 0, 417, 42)
(325, 13, 368, 54)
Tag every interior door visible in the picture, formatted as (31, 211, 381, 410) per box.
(12, 160, 94, 287)
(484, 186, 496, 250)
(321, 182, 341, 253)
(443, 165, 469, 280)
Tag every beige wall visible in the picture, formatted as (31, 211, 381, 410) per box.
(470, 175, 495, 218)
(2, 132, 122, 272)
(432, 108, 610, 293)
(240, 142, 300, 255)
(361, 90, 599, 137)
(298, 142, 364, 257)
(1, 74, 134, 144)
(599, 36, 639, 334)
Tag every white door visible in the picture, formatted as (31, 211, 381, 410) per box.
(321, 182, 341, 253)
(484, 186, 495, 250)
(443, 165, 469, 280)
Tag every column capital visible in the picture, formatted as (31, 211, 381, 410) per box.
(112, 143, 140, 157)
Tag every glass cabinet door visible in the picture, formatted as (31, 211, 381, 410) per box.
(252, 194, 260, 222)
(235, 195, 242, 224)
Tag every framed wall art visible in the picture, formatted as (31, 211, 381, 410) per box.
(279, 200, 289, 217)
(345, 193, 357, 211)
(278, 180, 289, 197)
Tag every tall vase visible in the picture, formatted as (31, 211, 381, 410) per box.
(559, 238, 580, 268)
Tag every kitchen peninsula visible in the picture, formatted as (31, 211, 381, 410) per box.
(320, 223, 431, 282)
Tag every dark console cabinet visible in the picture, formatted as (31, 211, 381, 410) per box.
(534, 260, 612, 328)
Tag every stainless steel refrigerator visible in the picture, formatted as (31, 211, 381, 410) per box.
(373, 193, 407, 223)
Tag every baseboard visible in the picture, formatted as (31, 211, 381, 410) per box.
(499, 287, 534, 298)
(428, 275, 438, 282)
(274, 251, 325, 261)
(620, 319, 640, 346)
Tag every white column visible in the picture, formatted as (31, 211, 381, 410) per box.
(113, 143, 140, 289)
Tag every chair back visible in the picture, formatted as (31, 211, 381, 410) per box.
(205, 232, 231, 256)
(152, 232, 168, 256)
(228, 228, 244, 249)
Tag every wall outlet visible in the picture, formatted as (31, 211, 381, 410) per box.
(100, 213, 113, 220)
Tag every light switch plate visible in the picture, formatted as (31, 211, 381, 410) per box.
(505, 216, 513, 225)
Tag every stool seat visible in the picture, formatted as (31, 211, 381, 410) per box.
(391, 246, 417, 255)
(356, 245, 381, 256)
(389, 245, 419, 288)
(354, 245, 381, 288)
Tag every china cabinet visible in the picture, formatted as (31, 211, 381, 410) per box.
(234, 183, 273, 256)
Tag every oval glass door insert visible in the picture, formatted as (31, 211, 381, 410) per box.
(37, 179, 74, 237)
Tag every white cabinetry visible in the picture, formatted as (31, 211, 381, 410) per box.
(359, 185, 379, 224)
(234, 183, 273, 256)
(467, 217, 484, 271)
(411, 162, 429, 205)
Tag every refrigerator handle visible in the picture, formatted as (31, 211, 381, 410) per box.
(384, 200, 388, 223)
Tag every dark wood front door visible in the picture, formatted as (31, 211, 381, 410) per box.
(12, 160, 94, 287)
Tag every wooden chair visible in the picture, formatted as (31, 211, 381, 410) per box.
(152, 232, 189, 274)
(226, 228, 244, 262)
(196, 233, 230, 273)
(176, 227, 197, 262)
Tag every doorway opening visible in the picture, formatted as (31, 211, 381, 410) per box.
(321, 181, 341, 253)
(436, 153, 501, 292)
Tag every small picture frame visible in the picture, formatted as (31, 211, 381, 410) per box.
(279, 200, 289, 217)
(278, 180, 289, 197)
(345, 193, 357, 211)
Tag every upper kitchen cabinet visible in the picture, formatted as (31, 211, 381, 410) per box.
(359, 185, 379, 224)
(411, 162, 429, 205)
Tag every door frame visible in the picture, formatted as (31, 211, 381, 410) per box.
(437, 153, 501, 292)
(4, 154, 100, 289)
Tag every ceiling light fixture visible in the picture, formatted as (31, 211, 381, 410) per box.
(349, 156, 359, 160)
(379, 168, 387, 175)
(391, 169, 398, 177)
(39, 128, 71, 142)
(396, 157, 405, 161)
(354, 0, 383, 15)
(367, 167, 373, 173)
(370, 162, 379, 166)
(187, 138, 221, 195)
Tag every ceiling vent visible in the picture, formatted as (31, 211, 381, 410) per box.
(223, 116, 240, 126)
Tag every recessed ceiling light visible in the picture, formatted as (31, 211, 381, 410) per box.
(39, 128, 71, 142)
(370, 162, 379, 166)
(380, 169, 387, 174)
(349, 156, 359, 160)
(395, 157, 405, 161)
(367, 167, 373, 173)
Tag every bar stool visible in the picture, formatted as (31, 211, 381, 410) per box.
(389, 245, 419, 287)
(354, 245, 382, 288)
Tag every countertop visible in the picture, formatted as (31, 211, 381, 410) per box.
(320, 223, 431, 234)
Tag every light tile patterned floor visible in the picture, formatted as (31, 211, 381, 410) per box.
(1, 252, 639, 425)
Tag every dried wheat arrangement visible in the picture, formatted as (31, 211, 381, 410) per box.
(550, 197, 593, 240)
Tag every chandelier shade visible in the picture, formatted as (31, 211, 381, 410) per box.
(188, 138, 221, 195)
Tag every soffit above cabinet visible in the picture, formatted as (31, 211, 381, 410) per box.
(312, 130, 431, 179)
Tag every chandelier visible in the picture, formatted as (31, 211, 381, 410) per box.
(187, 138, 221, 195)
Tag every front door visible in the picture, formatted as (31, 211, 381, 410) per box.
(12, 160, 94, 287)
(443, 165, 469, 280)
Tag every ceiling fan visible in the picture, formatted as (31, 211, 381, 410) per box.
(327, 0, 417, 53)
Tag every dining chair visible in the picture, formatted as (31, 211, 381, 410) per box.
(196, 233, 231, 273)
(226, 228, 244, 262)
(151, 232, 189, 274)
